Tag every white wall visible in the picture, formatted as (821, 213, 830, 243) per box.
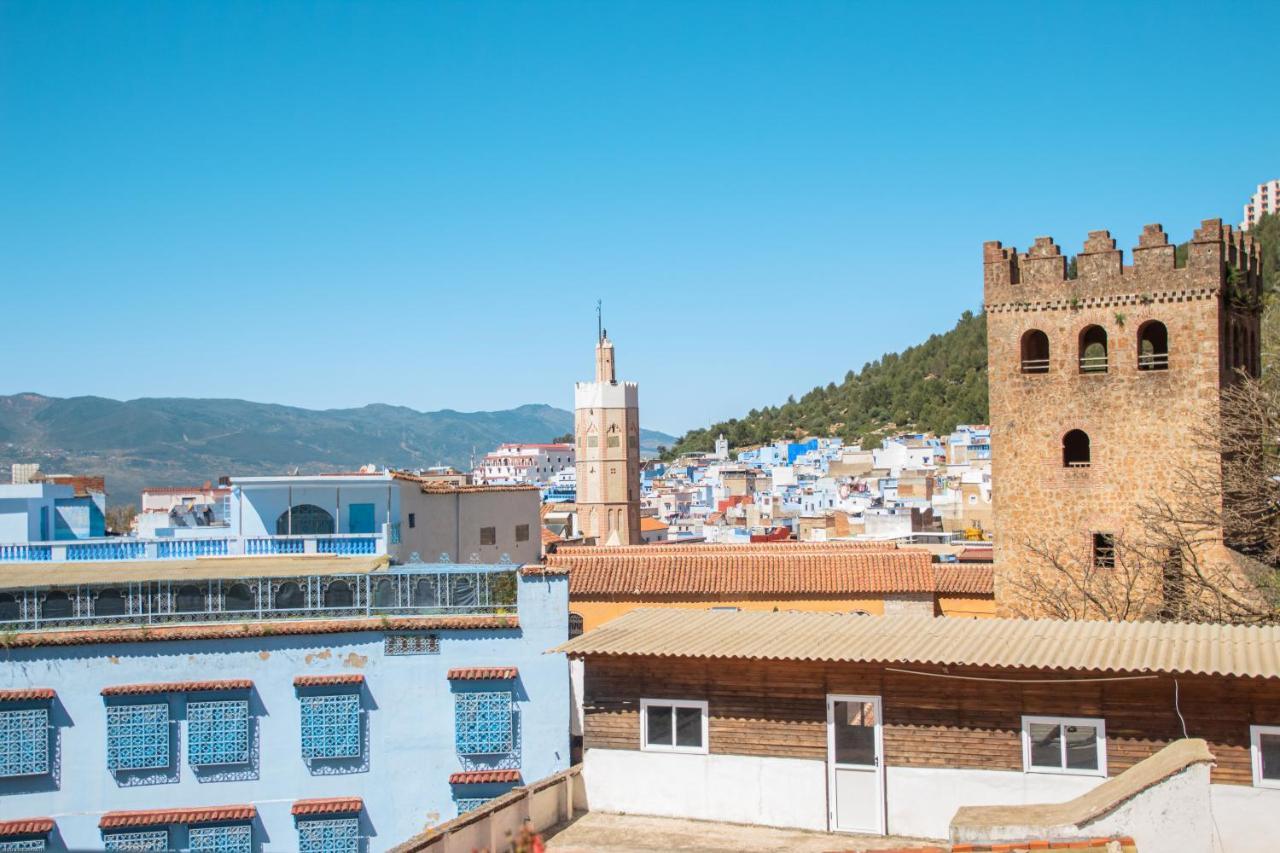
(1208, 782, 1280, 853)
(583, 748, 827, 832)
(887, 766, 1102, 839)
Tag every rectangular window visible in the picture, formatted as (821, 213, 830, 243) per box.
(299, 693, 361, 761)
(103, 830, 169, 851)
(640, 698, 708, 755)
(106, 703, 170, 771)
(408, 513, 416, 529)
(1251, 725, 1280, 788)
(456, 797, 491, 815)
(607, 435, 620, 448)
(587, 436, 599, 448)
(1092, 533, 1116, 569)
(298, 817, 360, 853)
(187, 700, 250, 766)
(0, 840, 47, 852)
(515, 524, 530, 542)
(1022, 716, 1106, 776)
(0, 706, 49, 777)
(628, 435, 638, 448)
(189, 824, 253, 853)
(455, 691, 514, 755)
(479, 526, 496, 546)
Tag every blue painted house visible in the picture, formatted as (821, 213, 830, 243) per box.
(0, 556, 569, 852)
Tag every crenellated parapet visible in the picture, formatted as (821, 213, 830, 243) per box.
(983, 218, 1262, 313)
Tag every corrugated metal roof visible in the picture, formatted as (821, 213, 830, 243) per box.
(0, 555, 389, 588)
(553, 609, 1280, 679)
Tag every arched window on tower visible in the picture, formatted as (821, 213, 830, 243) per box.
(1078, 326, 1108, 374)
(1137, 321, 1169, 371)
(1063, 429, 1091, 468)
(1020, 329, 1050, 374)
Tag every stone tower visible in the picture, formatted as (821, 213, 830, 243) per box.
(574, 331, 641, 546)
(984, 219, 1262, 616)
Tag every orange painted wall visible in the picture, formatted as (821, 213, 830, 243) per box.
(572, 597, 886, 632)
(936, 595, 997, 618)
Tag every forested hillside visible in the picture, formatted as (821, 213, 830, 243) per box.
(664, 309, 989, 456)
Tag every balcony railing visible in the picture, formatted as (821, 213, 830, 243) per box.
(0, 566, 518, 632)
(0, 532, 389, 563)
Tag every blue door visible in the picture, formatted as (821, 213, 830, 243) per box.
(348, 503, 376, 534)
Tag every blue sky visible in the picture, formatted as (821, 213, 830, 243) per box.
(2, 1, 1277, 436)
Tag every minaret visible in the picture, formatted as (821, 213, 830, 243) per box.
(574, 316, 641, 546)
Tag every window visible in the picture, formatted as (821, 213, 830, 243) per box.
(456, 797, 491, 815)
(480, 526, 497, 546)
(95, 588, 128, 617)
(1022, 716, 1106, 776)
(1092, 533, 1116, 569)
(298, 817, 360, 853)
(1063, 429, 1091, 468)
(1252, 725, 1280, 788)
(1020, 329, 1050, 374)
(0, 706, 49, 777)
(224, 583, 253, 611)
(40, 591, 71, 621)
(187, 700, 250, 766)
(1079, 325, 1109, 373)
(189, 824, 253, 853)
(106, 703, 170, 771)
(455, 691, 514, 755)
(176, 584, 205, 613)
(0, 840, 47, 852)
(587, 436, 599, 448)
(103, 830, 169, 851)
(408, 513, 416, 529)
(1137, 320, 1169, 371)
(607, 435, 620, 448)
(276, 504, 335, 536)
(323, 580, 353, 609)
(640, 698, 708, 754)
(275, 581, 305, 609)
(299, 693, 361, 760)
(515, 524, 530, 542)
(568, 612, 584, 639)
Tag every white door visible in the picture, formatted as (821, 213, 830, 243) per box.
(827, 694, 885, 834)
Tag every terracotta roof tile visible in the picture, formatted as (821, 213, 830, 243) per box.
(447, 667, 517, 680)
(291, 797, 364, 816)
(541, 527, 562, 546)
(933, 564, 995, 595)
(449, 769, 521, 784)
(521, 563, 569, 576)
(549, 550, 937, 596)
(6, 615, 519, 649)
(550, 541, 897, 557)
(99, 805, 256, 829)
(0, 688, 55, 702)
(293, 674, 365, 687)
(0, 818, 54, 838)
(101, 680, 252, 696)
(957, 547, 994, 563)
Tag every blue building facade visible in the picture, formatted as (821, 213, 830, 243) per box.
(0, 560, 569, 852)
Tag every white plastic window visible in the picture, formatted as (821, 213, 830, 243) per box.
(1251, 725, 1280, 788)
(640, 699, 708, 755)
(1021, 715, 1106, 777)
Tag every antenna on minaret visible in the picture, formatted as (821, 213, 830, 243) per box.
(596, 298, 603, 342)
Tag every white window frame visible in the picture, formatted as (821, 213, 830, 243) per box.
(1250, 725, 1280, 788)
(1021, 715, 1107, 777)
(639, 698, 708, 755)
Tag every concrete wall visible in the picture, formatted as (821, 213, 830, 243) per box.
(398, 487, 540, 565)
(583, 748, 827, 832)
(0, 573, 569, 852)
(234, 484, 399, 538)
(1207, 782, 1280, 853)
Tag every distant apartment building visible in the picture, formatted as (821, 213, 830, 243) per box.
(1242, 178, 1280, 230)
(135, 481, 232, 537)
(0, 475, 106, 545)
(474, 443, 574, 486)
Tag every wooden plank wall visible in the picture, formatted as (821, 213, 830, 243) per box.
(582, 654, 1280, 785)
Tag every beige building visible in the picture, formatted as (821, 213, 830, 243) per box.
(1241, 178, 1280, 230)
(392, 475, 541, 564)
(573, 333, 641, 545)
(984, 219, 1262, 616)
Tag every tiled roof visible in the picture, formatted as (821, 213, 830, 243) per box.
(447, 667, 518, 680)
(102, 680, 252, 696)
(448, 769, 521, 784)
(639, 517, 669, 531)
(549, 550, 937, 596)
(957, 547, 994, 563)
(932, 564, 995, 595)
(6, 615, 519, 649)
(0, 818, 54, 838)
(392, 472, 539, 494)
(541, 527, 562, 546)
(556, 609, 1280, 679)
(293, 674, 365, 687)
(291, 797, 364, 816)
(549, 540, 897, 557)
(521, 563, 570, 576)
(99, 805, 256, 829)
(0, 688, 55, 701)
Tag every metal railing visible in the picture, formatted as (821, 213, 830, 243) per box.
(1020, 358, 1050, 374)
(1138, 353, 1169, 370)
(0, 532, 388, 563)
(0, 567, 518, 632)
(1079, 355, 1109, 373)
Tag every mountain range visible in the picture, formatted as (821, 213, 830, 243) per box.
(0, 393, 675, 505)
